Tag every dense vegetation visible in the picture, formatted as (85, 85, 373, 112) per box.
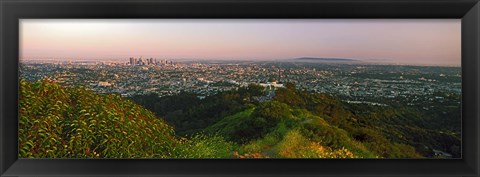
(131, 83, 460, 158)
(19, 80, 233, 158)
(19, 80, 460, 158)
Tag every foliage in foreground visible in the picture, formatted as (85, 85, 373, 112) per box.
(19, 80, 456, 158)
(18, 80, 233, 158)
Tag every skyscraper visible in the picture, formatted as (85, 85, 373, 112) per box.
(139, 56, 144, 65)
(129, 57, 136, 65)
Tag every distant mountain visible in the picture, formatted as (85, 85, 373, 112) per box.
(293, 57, 358, 62)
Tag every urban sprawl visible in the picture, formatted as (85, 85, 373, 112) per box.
(20, 57, 461, 109)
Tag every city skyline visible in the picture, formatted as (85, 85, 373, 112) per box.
(20, 19, 461, 66)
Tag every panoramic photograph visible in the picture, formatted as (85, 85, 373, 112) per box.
(19, 19, 461, 159)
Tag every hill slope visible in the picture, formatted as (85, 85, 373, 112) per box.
(19, 80, 234, 158)
(131, 83, 458, 158)
(203, 101, 421, 158)
(19, 80, 458, 158)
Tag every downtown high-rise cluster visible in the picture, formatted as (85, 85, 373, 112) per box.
(129, 56, 173, 66)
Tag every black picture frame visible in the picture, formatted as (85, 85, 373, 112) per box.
(1, 0, 479, 176)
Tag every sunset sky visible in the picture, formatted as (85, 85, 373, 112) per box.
(20, 19, 461, 66)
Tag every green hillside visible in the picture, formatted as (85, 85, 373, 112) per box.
(203, 101, 422, 158)
(132, 83, 459, 158)
(18, 80, 233, 158)
(204, 105, 378, 158)
(19, 80, 458, 158)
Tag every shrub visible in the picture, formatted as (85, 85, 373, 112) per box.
(172, 134, 235, 158)
(19, 80, 177, 158)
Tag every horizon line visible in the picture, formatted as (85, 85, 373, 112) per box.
(19, 57, 462, 67)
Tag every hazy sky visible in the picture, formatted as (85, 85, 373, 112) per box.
(20, 19, 460, 66)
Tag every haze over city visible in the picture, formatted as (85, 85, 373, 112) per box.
(20, 19, 460, 66)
